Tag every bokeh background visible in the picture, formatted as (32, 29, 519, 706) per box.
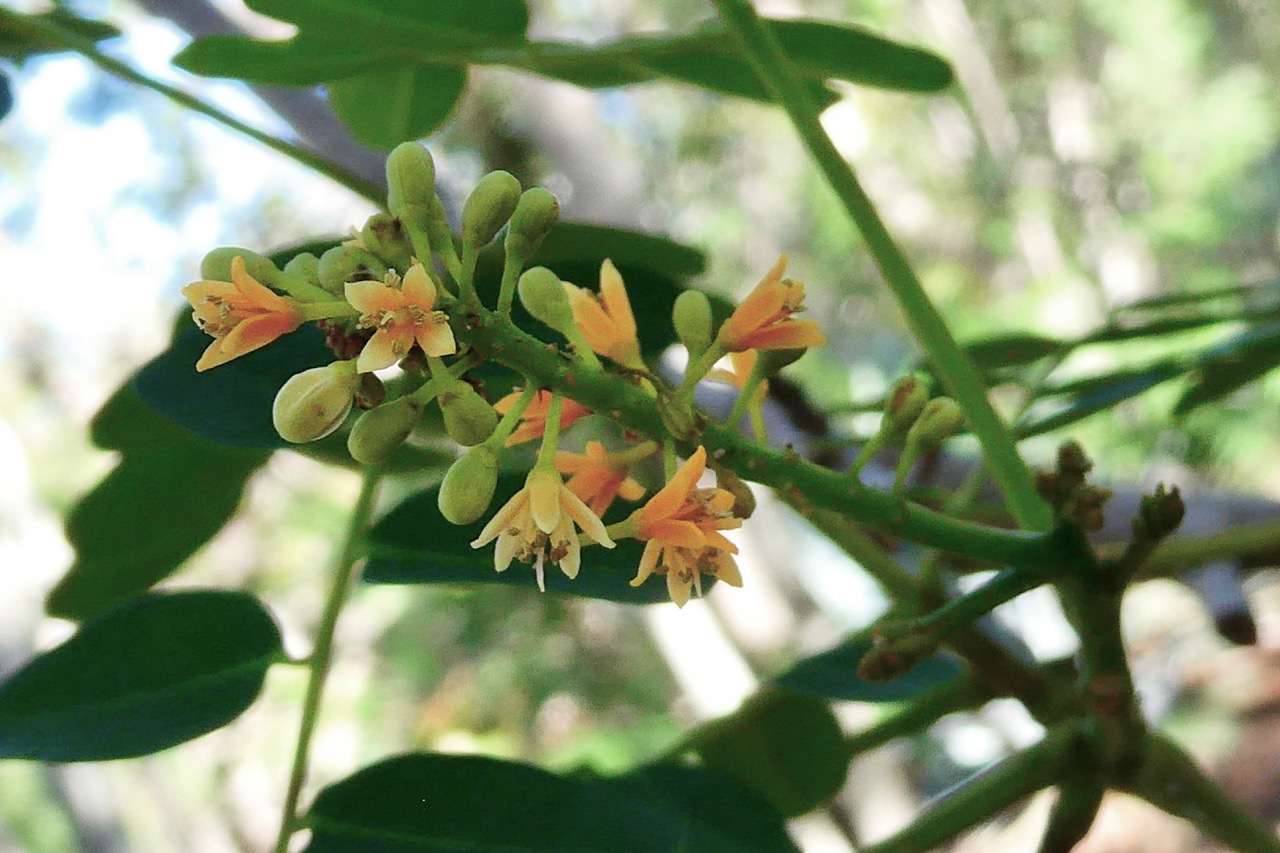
(3, 0, 1280, 850)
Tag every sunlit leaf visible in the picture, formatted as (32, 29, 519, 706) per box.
(1174, 324, 1280, 416)
(174, 34, 383, 85)
(0, 591, 282, 761)
(773, 633, 964, 701)
(328, 66, 467, 150)
(245, 0, 528, 44)
(303, 753, 798, 852)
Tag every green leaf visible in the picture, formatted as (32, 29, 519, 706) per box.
(174, 34, 384, 85)
(327, 66, 467, 150)
(773, 633, 964, 701)
(961, 332, 1068, 371)
(133, 319, 332, 449)
(0, 591, 282, 761)
(365, 475, 683, 604)
(47, 385, 267, 621)
(0, 9, 119, 61)
(303, 753, 799, 852)
(0, 71, 12, 124)
(1174, 323, 1280, 416)
(686, 690, 847, 818)
(246, 0, 528, 45)
(767, 17, 953, 93)
(635, 48, 839, 109)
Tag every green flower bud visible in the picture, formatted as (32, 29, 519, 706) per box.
(673, 290, 713, 358)
(438, 380, 499, 446)
(355, 372, 386, 409)
(318, 245, 387, 297)
(438, 445, 500, 525)
(882, 375, 929, 439)
(347, 397, 424, 465)
(504, 187, 560, 261)
(462, 170, 521, 249)
(272, 361, 360, 444)
(386, 142, 436, 218)
(759, 348, 808, 374)
(903, 397, 964, 452)
(518, 267, 573, 332)
(360, 213, 413, 270)
(283, 252, 322, 286)
(201, 247, 280, 285)
(425, 194, 458, 260)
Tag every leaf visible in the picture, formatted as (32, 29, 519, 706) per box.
(767, 17, 953, 93)
(174, 34, 384, 85)
(245, 0, 529, 45)
(47, 385, 267, 621)
(1174, 325, 1280, 416)
(303, 753, 798, 852)
(686, 690, 847, 818)
(635, 48, 839, 109)
(133, 319, 332, 449)
(364, 475, 684, 604)
(0, 591, 282, 761)
(327, 66, 468, 150)
(961, 332, 1068, 371)
(0, 10, 119, 61)
(0, 71, 11, 123)
(773, 633, 965, 702)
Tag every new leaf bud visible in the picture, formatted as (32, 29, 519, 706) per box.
(386, 142, 436, 218)
(347, 397, 423, 465)
(903, 397, 964, 452)
(759, 347, 808, 374)
(272, 361, 360, 444)
(438, 445, 501, 525)
(462, 170, 521, 249)
(673, 290, 713, 357)
(505, 187, 560, 261)
(518, 267, 573, 332)
(438, 380, 499, 446)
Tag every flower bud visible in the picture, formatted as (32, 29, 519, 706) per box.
(673, 290, 713, 357)
(347, 397, 423, 464)
(504, 187, 560, 261)
(657, 391, 706, 442)
(438, 445, 501, 525)
(518, 267, 573, 331)
(318, 245, 385, 297)
(360, 213, 412, 270)
(438, 380, 499, 446)
(386, 142, 436, 218)
(882, 375, 929, 439)
(201, 247, 280, 285)
(715, 467, 756, 519)
(425, 194, 459, 260)
(903, 397, 964, 452)
(759, 347, 807, 374)
(272, 361, 360, 443)
(1135, 484, 1185, 542)
(283, 252, 322, 286)
(462, 170, 521, 249)
(355, 372, 386, 409)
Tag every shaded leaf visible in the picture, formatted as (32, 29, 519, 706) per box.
(686, 690, 847, 817)
(174, 34, 383, 85)
(365, 474, 684, 604)
(47, 385, 266, 621)
(0, 9, 119, 60)
(304, 753, 798, 852)
(1017, 360, 1186, 439)
(774, 633, 964, 702)
(0, 591, 282, 761)
(0, 71, 11, 123)
(1175, 326, 1280, 416)
(636, 48, 839, 109)
(327, 66, 467, 150)
(962, 332, 1067, 371)
(246, 0, 528, 45)
(767, 17, 952, 93)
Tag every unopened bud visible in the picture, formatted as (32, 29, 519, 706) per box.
(657, 392, 706, 442)
(355, 372, 386, 409)
(518, 267, 573, 331)
(283, 252, 322, 286)
(759, 347, 807, 374)
(673, 290, 713, 357)
(438, 380, 499, 446)
(347, 397, 423, 464)
(904, 397, 964, 452)
(857, 626, 938, 683)
(272, 361, 360, 444)
(1135, 484, 1185, 542)
(505, 187, 559, 261)
(882, 375, 929, 439)
(462, 170, 521, 249)
(715, 467, 756, 519)
(360, 213, 412, 270)
(438, 445, 501, 525)
(318, 245, 385, 297)
(201, 247, 280, 286)
(386, 142, 436, 218)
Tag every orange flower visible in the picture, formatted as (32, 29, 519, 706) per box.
(717, 254, 825, 353)
(708, 350, 768, 407)
(563, 259, 642, 367)
(345, 262, 455, 373)
(183, 256, 305, 372)
(470, 467, 614, 591)
(495, 389, 592, 447)
(627, 446, 743, 606)
(555, 441, 647, 516)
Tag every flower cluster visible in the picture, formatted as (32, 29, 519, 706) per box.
(182, 143, 828, 606)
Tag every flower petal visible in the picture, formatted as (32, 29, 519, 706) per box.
(401, 263, 437, 309)
(527, 469, 563, 534)
(736, 321, 826, 352)
(356, 327, 405, 373)
(667, 570, 692, 608)
(641, 446, 707, 524)
(646, 519, 706, 549)
(231, 256, 297, 313)
(346, 280, 403, 315)
(415, 319, 457, 358)
(561, 488, 614, 547)
(599, 259, 637, 342)
(472, 489, 529, 548)
(631, 540, 662, 587)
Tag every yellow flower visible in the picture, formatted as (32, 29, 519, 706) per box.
(470, 467, 615, 591)
(183, 256, 305, 372)
(626, 446, 743, 606)
(345, 262, 455, 373)
(563, 259, 642, 367)
(555, 441, 647, 516)
(717, 254, 825, 353)
(494, 389, 592, 447)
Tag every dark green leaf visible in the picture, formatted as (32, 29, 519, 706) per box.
(327, 66, 467, 150)
(174, 34, 383, 85)
(0, 71, 11, 123)
(1084, 311, 1264, 344)
(1017, 360, 1186, 439)
(0, 10, 119, 60)
(1174, 324, 1280, 416)
(1111, 282, 1268, 315)
(962, 332, 1068, 371)
(0, 591, 282, 761)
(246, 0, 528, 45)
(774, 633, 964, 701)
(47, 385, 266, 621)
(133, 319, 332, 449)
(635, 48, 839, 108)
(304, 753, 798, 852)
(687, 690, 847, 817)
(769, 17, 952, 92)
(365, 475, 685, 604)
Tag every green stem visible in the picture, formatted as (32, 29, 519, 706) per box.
(536, 392, 564, 470)
(298, 301, 359, 322)
(903, 567, 1045, 644)
(274, 468, 383, 853)
(844, 678, 988, 759)
(497, 249, 524, 315)
(725, 358, 769, 427)
(4, 9, 386, 207)
(679, 342, 726, 395)
(458, 243, 479, 305)
(487, 381, 539, 447)
(707, 0, 1050, 533)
